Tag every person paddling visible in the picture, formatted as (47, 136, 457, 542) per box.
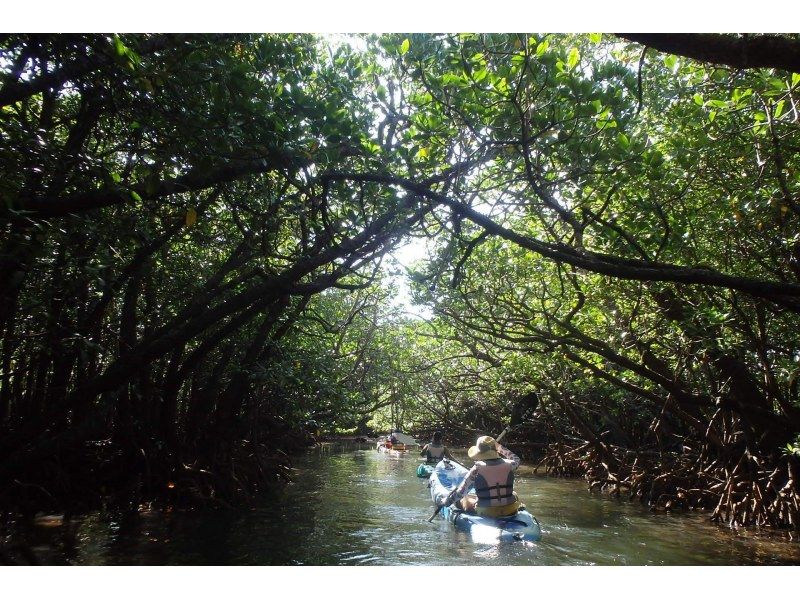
(444, 435, 522, 517)
(419, 431, 454, 464)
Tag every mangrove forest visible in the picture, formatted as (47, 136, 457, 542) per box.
(1, 33, 800, 550)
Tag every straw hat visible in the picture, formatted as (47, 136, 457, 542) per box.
(467, 435, 499, 460)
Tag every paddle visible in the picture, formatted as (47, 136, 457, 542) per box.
(427, 391, 539, 523)
(497, 390, 539, 443)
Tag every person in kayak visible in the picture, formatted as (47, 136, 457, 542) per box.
(444, 435, 522, 517)
(386, 429, 406, 450)
(419, 431, 453, 464)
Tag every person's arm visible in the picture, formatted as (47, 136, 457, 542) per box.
(443, 447, 454, 459)
(496, 443, 520, 470)
(420, 444, 429, 457)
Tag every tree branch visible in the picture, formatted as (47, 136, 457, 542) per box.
(321, 171, 800, 308)
(617, 34, 800, 74)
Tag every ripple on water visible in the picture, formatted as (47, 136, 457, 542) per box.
(5, 445, 800, 564)
(336, 550, 382, 564)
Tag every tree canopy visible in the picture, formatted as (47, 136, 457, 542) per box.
(1, 33, 799, 528)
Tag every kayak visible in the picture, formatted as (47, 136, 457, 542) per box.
(428, 459, 542, 543)
(417, 463, 434, 478)
(391, 431, 420, 446)
(377, 444, 410, 456)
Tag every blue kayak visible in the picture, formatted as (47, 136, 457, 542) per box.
(429, 459, 542, 543)
(417, 463, 434, 478)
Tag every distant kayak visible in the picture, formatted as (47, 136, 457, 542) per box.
(377, 443, 410, 456)
(429, 459, 542, 543)
(417, 463, 434, 478)
(391, 431, 419, 446)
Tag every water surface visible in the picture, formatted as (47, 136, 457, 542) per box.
(5, 444, 800, 565)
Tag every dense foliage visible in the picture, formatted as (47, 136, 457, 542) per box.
(1, 33, 798, 529)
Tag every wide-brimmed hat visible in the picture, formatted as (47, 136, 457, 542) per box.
(468, 435, 499, 460)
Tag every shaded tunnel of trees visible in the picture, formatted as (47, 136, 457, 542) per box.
(1, 33, 799, 530)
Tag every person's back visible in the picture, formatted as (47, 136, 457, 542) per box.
(420, 431, 452, 464)
(446, 435, 522, 517)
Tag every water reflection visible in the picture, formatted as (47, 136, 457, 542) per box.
(3, 444, 800, 565)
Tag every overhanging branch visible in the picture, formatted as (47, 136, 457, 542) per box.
(617, 33, 800, 74)
(321, 171, 800, 310)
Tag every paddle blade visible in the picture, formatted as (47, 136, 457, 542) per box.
(510, 391, 539, 427)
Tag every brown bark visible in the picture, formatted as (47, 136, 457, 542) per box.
(8, 154, 309, 218)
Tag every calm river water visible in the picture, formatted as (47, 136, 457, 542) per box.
(5, 442, 800, 565)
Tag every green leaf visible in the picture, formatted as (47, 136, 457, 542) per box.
(792, 73, 800, 88)
(692, 93, 704, 106)
(113, 35, 126, 57)
(470, 52, 485, 64)
(130, 190, 143, 204)
(589, 33, 602, 44)
(708, 110, 717, 123)
(536, 40, 549, 56)
(567, 48, 580, 70)
(617, 133, 630, 148)
(775, 99, 785, 119)
(768, 76, 785, 91)
(110, 172, 121, 184)
(730, 87, 752, 104)
(649, 150, 664, 166)
(663, 54, 677, 71)
(360, 139, 381, 154)
(400, 38, 410, 55)
(493, 77, 509, 93)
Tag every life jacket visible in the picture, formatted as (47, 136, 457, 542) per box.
(425, 443, 445, 463)
(473, 458, 515, 507)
